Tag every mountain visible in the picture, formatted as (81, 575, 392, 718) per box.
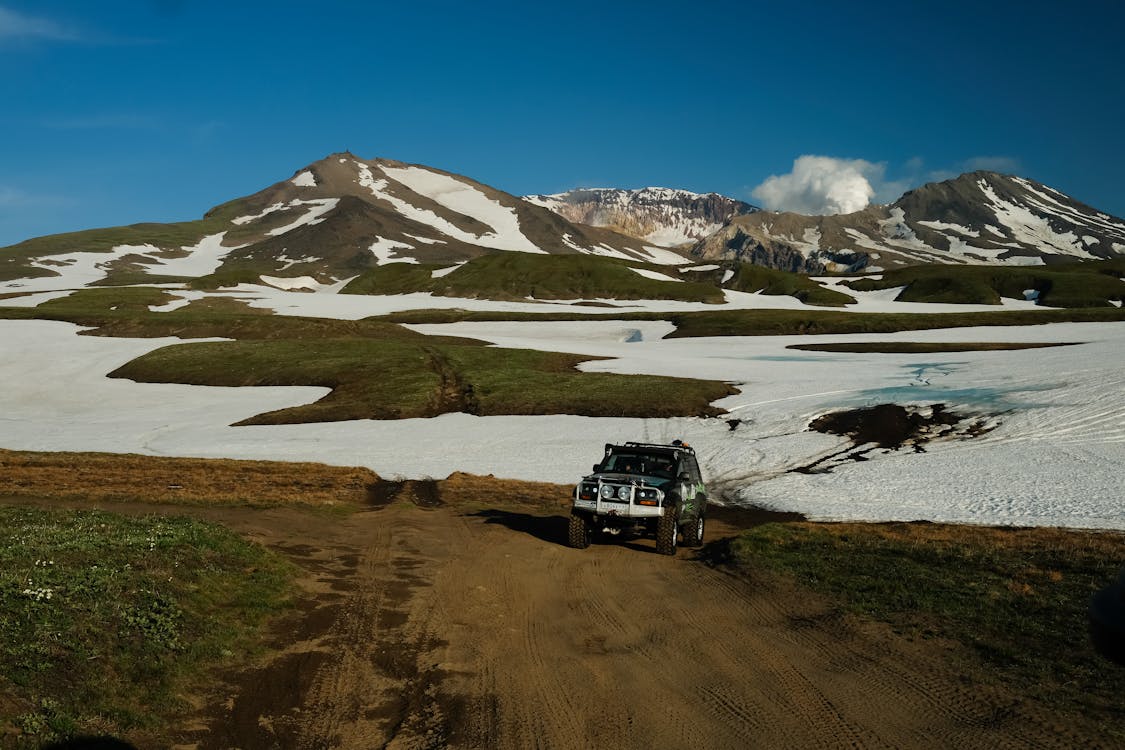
(6, 160, 1125, 292)
(691, 172, 1125, 272)
(524, 188, 757, 248)
(0, 153, 689, 289)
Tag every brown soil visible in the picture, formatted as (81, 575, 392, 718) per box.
(72, 497, 1086, 750)
(796, 403, 998, 473)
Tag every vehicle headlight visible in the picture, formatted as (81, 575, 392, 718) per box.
(600, 485, 615, 499)
(617, 486, 631, 501)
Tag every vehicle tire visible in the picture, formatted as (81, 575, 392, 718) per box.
(656, 507, 678, 556)
(568, 511, 591, 549)
(682, 514, 705, 548)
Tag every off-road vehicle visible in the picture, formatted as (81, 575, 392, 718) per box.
(569, 440, 708, 556)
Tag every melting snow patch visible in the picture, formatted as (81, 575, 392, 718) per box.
(141, 233, 238, 278)
(629, 267, 684, 283)
(0, 290, 74, 307)
(276, 254, 321, 271)
(2, 245, 155, 293)
(917, 220, 980, 238)
(978, 180, 1092, 258)
(431, 263, 465, 278)
(638, 246, 692, 266)
(259, 275, 322, 291)
(380, 166, 544, 254)
(149, 290, 206, 312)
(721, 269, 735, 284)
(644, 226, 696, 247)
(369, 237, 417, 265)
(561, 234, 585, 252)
(267, 199, 339, 237)
(404, 233, 445, 245)
(683, 264, 720, 272)
(1023, 289, 1040, 302)
(291, 170, 317, 187)
(231, 202, 285, 225)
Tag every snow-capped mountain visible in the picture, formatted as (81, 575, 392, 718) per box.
(0, 154, 690, 290)
(524, 188, 757, 248)
(692, 172, 1125, 272)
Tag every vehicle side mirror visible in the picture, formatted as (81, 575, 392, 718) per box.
(593, 464, 601, 473)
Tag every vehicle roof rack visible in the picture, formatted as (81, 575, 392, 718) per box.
(620, 441, 695, 455)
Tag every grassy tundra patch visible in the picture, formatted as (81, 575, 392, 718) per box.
(787, 341, 1080, 353)
(109, 338, 736, 423)
(0, 287, 477, 344)
(374, 303, 1125, 334)
(0, 506, 295, 747)
(722, 521, 1125, 740)
(344, 252, 726, 302)
(0, 450, 379, 507)
(724, 263, 856, 306)
(844, 259, 1125, 307)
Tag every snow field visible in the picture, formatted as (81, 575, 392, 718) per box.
(0, 314, 1121, 530)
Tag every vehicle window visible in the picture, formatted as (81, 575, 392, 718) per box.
(603, 453, 674, 477)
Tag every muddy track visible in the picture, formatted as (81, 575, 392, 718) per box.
(425, 348, 479, 417)
(169, 503, 1093, 750)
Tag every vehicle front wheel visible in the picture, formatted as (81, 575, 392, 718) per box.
(682, 515, 705, 548)
(568, 511, 591, 549)
(656, 508, 678, 556)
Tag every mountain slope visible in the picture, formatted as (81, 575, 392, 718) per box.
(0, 154, 689, 289)
(525, 187, 757, 247)
(692, 172, 1125, 272)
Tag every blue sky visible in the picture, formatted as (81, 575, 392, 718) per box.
(2, 0, 1123, 247)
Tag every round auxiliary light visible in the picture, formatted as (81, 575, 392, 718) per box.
(600, 485, 615, 499)
(617, 486, 631, 501)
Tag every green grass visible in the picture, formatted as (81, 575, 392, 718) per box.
(0, 286, 737, 423)
(109, 338, 736, 423)
(0, 287, 476, 343)
(344, 252, 727, 303)
(722, 522, 1125, 740)
(0, 506, 296, 747)
(845, 259, 1125, 307)
(786, 341, 1078, 353)
(660, 305, 1125, 337)
(726, 263, 856, 306)
(0, 199, 252, 283)
(372, 301, 1125, 336)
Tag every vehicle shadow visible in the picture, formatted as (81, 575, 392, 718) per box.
(468, 508, 673, 556)
(469, 509, 569, 547)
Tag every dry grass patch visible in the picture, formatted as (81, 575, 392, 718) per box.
(0, 450, 378, 507)
(438, 471, 572, 509)
(722, 519, 1125, 740)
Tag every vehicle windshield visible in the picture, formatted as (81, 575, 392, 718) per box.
(600, 453, 676, 478)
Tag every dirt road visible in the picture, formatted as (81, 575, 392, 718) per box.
(171, 498, 1088, 750)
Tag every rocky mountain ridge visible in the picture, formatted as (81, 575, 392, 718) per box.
(524, 187, 757, 247)
(690, 172, 1125, 272)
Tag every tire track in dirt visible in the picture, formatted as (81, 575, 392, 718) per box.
(175, 502, 1105, 750)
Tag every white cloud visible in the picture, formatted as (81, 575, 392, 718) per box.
(751, 154, 1027, 216)
(751, 155, 880, 215)
(0, 6, 79, 42)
